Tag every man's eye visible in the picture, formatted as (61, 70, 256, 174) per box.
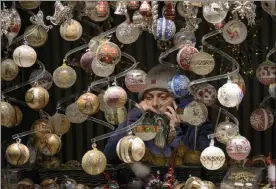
(145, 96, 152, 100)
(160, 95, 167, 100)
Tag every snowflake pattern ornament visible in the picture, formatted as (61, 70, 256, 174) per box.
(250, 108, 274, 131)
(226, 135, 251, 161)
(231, 1, 256, 26)
(203, 2, 229, 24)
(167, 74, 190, 98)
(154, 17, 176, 41)
(193, 83, 217, 107)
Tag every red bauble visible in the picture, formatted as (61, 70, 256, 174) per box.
(176, 45, 199, 70)
(256, 61, 276, 85)
(162, 3, 176, 20)
(250, 108, 274, 131)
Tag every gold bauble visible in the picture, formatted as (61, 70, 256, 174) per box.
(184, 151, 201, 165)
(1, 58, 19, 81)
(12, 105, 23, 126)
(201, 181, 215, 189)
(24, 25, 48, 47)
(37, 133, 62, 156)
(53, 64, 77, 89)
(152, 155, 166, 166)
(51, 113, 71, 135)
(25, 86, 49, 109)
(82, 146, 107, 175)
(176, 143, 189, 157)
(18, 178, 34, 189)
(40, 179, 60, 189)
(6, 142, 30, 166)
(1, 101, 15, 127)
(32, 119, 52, 138)
(60, 19, 83, 41)
(77, 92, 100, 115)
(185, 177, 203, 189)
(19, 1, 41, 9)
(43, 156, 61, 168)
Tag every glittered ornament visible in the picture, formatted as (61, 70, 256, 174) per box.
(24, 25, 48, 47)
(65, 103, 88, 124)
(104, 86, 127, 108)
(32, 119, 52, 138)
(25, 86, 49, 109)
(60, 19, 82, 41)
(154, 17, 176, 41)
(60, 177, 77, 189)
(19, 1, 41, 9)
(190, 51, 215, 76)
(85, 2, 110, 22)
(256, 61, 276, 85)
(215, 121, 239, 144)
(173, 31, 196, 47)
(51, 113, 71, 135)
(29, 69, 53, 90)
(250, 108, 274, 131)
(77, 92, 100, 115)
(176, 2, 199, 18)
(12, 105, 23, 126)
(230, 73, 246, 94)
(139, 1, 151, 16)
(132, 11, 144, 24)
(167, 74, 190, 98)
(104, 107, 127, 125)
(13, 45, 37, 67)
(125, 69, 147, 93)
(222, 20, 248, 45)
(37, 133, 62, 156)
(1, 101, 15, 127)
(1, 58, 19, 81)
(53, 63, 77, 88)
(80, 51, 95, 73)
(3, 8, 21, 45)
(193, 83, 217, 106)
(162, 3, 176, 20)
(116, 22, 140, 44)
(6, 141, 30, 166)
(226, 135, 251, 160)
(203, 2, 229, 24)
(127, 1, 140, 10)
(82, 146, 107, 175)
(177, 45, 199, 70)
(96, 42, 121, 65)
(269, 83, 276, 98)
(91, 58, 115, 77)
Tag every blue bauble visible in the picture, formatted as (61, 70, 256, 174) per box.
(155, 17, 176, 41)
(168, 75, 190, 98)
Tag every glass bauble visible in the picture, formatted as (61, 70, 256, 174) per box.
(96, 1, 109, 17)
(12, 105, 23, 126)
(60, 177, 77, 189)
(77, 92, 100, 115)
(190, 51, 215, 76)
(96, 42, 121, 65)
(98, 91, 109, 112)
(25, 86, 49, 109)
(37, 133, 62, 156)
(250, 108, 274, 131)
(154, 17, 176, 41)
(6, 142, 30, 166)
(1, 101, 15, 127)
(32, 119, 52, 138)
(1, 58, 19, 81)
(80, 51, 95, 73)
(85, 2, 110, 22)
(193, 83, 217, 107)
(215, 121, 239, 144)
(4, 8, 21, 45)
(116, 135, 145, 163)
(132, 11, 144, 25)
(60, 19, 82, 41)
(24, 25, 48, 47)
(177, 45, 199, 70)
(230, 73, 246, 94)
(269, 83, 276, 98)
(200, 144, 225, 170)
(167, 74, 190, 98)
(104, 107, 127, 125)
(82, 146, 107, 175)
(154, 129, 166, 149)
(88, 37, 100, 52)
(218, 81, 243, 107)
(226, 135, 251, 160)
(127, 1, 139, 9)
(162, 3, 176, 20)
(19, 1, 41, 9)
(40, 179, 60, 189)
(139, 1, 151, 16)
(65, 103, 88, 124)
(222, 20, 247, 45)
(91, 58, 115, 77)
(256, 61, 276, 85)
(53, 64, 77, 88)
(103, 86, 127, 108)
(51, 113, 71, 135)
(262, 1, 276, 16)
(173, 31, 196, 47)
(116, 22, 140, 44)
(203, 2, 228, 24)
(177, 2, 198, 18)
(13, 45, 37, 67)
(125, 69, 147, 93)
(29, 69, 53, 90)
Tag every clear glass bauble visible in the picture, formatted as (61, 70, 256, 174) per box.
(13, 45, 37, 67)
(53, 64, 77, 88)
(80, 51, 95, 73)
(65, 103, 88, 124)
(24, 25, 48, 47)
(1, 101, 15, 127)
(154, 17, 176, 41)
(31, 119, 52, 139)
(249, 108, 274, 131)
(215, 121, 239, 144)
(51, 113, 71, 135)
(167, 74, 190, 98)
(173, 31, 196, 47)
(200, 145, 225, 170)
(25, 86, 49, 109)
(193, 83, 217, 107)
(103, 86, 127, 108)
(77, 92, 100, 115)
(37, 133, 62, 156)
(217, 81, 243, 108)
(222, 20, 248, 45)
(104, 107, 127, 125)
(226, 135, 251, 161)
(177, 2, 198, 18)
(269, 83, 276, 98)
(82, 147, 107, 175)
(203, 2, 228, 24)
(116, 22, 140, 44)
(256, 61, 276, 85)
(19, 1, 41, 10)
(132, 10, 144, 25)
(60, 177, 77, 189)
(6, 142, 30, 166)
(4, 8, 21, 45)
(176, 45, 199, 70)
(29, 69, 53, 90)
(96, 42, 121, 65)
(190, 51, 215, 76)
(60, 19, 83, 41)
(124, 69, 147, 93)
(1, 58, 19, 81)
(91, 58, 115, 77)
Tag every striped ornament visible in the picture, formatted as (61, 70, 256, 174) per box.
(250, 108, 274, 131)
(155, 17, 176, 41)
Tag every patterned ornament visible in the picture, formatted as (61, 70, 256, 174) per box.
(203, 2, 229, 24)
(60, 19, 83, 41)
(222, 20, 248, 45)
(154, 17, 176, 41)
(226, 135, 251, 160)
(231, 1, 256, 26)
(132, 11, 144, 25)
(256, 61, 276, 85)
(29, 69, 53, 90)
(116, 135, 145, 163)
(25, 86, 49, 109)
(104, 107, 127, 125)
(65, 103, 88, 124)
(32, 119, 52, 138)
(77, 92, 100, 115)
(193, 83, 217, 106)
(1, 101, 15, 127)
(24, 25, 48, 47)
(269, 83, 276, 98)
(85, 2, 110, 22)
(177, 45, 199, 70)
(133, 125, 160, 141)
(230, 73, 246, 94)
(217, 81, 243, 107)
(215, 121, 239, 144)
(139, 1, 151, 16)
(262, 1, 276, 16)
(80, 51, 95, 73)
(51, 113, 71, 135)
(177, 2, 199, 18)
(127, 1, 139, 9)
(125, 69, 147, 93)
(82, 146, 107, 175)
(60, 177, 77, 189)
(13, 45, 37, 67)
(173, 31, 196, 47)
(91, 58, 115, 77)
(250, 108, 274, 131)
(53, 63, 77, 88)
(167, 74, 190, 98)
(1, 58, 19, 81)
(103, 86, 127, 108)
(6, 141, 30, 166)
(37, 133, 62, 156)
(96, 42, 121, 65)
(19, 1, 41, 9)
(96, 1, 109, 17)
(116, 22, 140, 44)
(162, 3, 176, 20)
(190, 51, 215, 76)
(12, 105, 23, 126)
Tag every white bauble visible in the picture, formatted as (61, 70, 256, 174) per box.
(91, 59, 115, 77)
(203, 2, 228, 24)
(116, 22, 140, 44)
(200, 144, 225, 170)
(190, 51, 215, 76)
(65, 103, 88, 124)
(215, 121, 239, 144)
(218, 81, 244, 107)
(13, 45, 37, 67)
(222, 20, 247, 45)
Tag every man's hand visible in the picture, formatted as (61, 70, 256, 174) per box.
(137, 100, 157, 113)
(164, 101, 181, 130)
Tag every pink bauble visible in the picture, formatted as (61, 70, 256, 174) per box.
(226, 136, 251, 161)
(256, 61, 276, 85)
(250, 108, 274, 131)
(125, 69, 147, 93)
(80, 51, 95, 73)
(193, 83, 217, 106)
(176, 45, 199, 70)
(103, 86, 127, 108)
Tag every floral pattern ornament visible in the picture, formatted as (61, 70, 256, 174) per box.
(176, 45, 199, 70)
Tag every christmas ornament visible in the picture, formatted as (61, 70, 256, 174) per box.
(40, 179, 60, 189)
(77, 92, 100, 115)
(53, 63, 77, 88)
(103, 86, 127, 108)
(262, 1, 276, 16)
(185, 177, 202, 189)
(6, 140, 30, 166)
(226, 135, 251, 160)
(84, 2, 110, 22)
(1, 58, 19, 81)
(200, 140, 225, 170)
(114, 1, 127, 15)
(132, 11, 144, 24)
(250, 108, 274, 131)
(51, 113, 71, 135)
(139, 1, 151, 16)
(24, 25, 48, 47)
(201, 181, 216, 189)
(116, 135, 145, 163)
(217, 80, 243, 107)
(269, 83, 276, 98)
(1, 101, 15, 127)
(37, 133, 62, 156)
(190, 51, 215, 76)
(96, 1, 109, 17)
(127, 1, 140, 10)
(167, 74, 190, 98)
(29, 10, 53, 32)
(29, 69, 53, 90)
(176, 2, 199, 18)
(230, 73, 246, 94)
(60, 177, 77, 189)
(32, 119, 52, 138)
(162, 2, 176, 20)
(215, 121, 239, 144)
(91, 59, 115, 77)
(82, 145, 107, 175)
(12, 105, 23, 126)
(267, 153, 276, 187)
(153, 17, 176, 41)
(98, 91, 109, 112)
(116, 22, 140, 44)
(18, 178, 34, 189)
(256, 61, 276, 85)
(96, 42, 121, 65)
(177, 45, 199, 70)
(193, 83, 217, 106)
(104, 107, 127, 125)
(65, 103, 88, 124)
(43, 156, 61, 168)
(60, 19, 82, 41)
(173, 31, 196, 47)
(125, 69, 147, 93)
(19, 1, 41, 9)
(203, 2, 229, 24)
(25, 86, 49, 109)
(231, 1, 256, 26)
(80, 51, 95, 73)
(13, 45, 37, 67)
(133, 123, 160, 141)
(222, 20, 248, 45)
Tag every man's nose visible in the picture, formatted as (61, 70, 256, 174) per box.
(152, 97, 159, 109)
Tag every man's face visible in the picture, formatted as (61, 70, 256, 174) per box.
(143, 90, 174, 112)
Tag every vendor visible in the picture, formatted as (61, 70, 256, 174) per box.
(104, 64, 212, 164)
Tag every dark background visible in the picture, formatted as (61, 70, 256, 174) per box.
(1, 1, 276, 166)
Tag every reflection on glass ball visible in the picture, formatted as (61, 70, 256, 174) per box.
(190, 51, 215, 76)
(104, 107, 127, 125)
(200, 144, 225, 170)
(91, 58, 115, 77)
(29, 69, 53, 90)
(125, 69, 147, 93)
(1, 101, 15, 127)
(194, 83, 217, 107)
(38, 133, 62, 156)
(177, 45, 199, 70)
(82, 147, 107, 175)
(12, 105, 23, 126)
(77, 92, 100, 115)
(96, 42, 121, 65)
(6, 142, 30, 166)
(25, 86, 49, 109)
(173, 31, 196, 47)
(116, 22, 140, 44)
(222, 20, 247, 45)
(53, 64, 77, 88)
(218, 81, 243, 107)
(154, 17, 176, 41)
(60, 19, 82, 41)
(203, 2, 228, 24)
(80, 51, 95, 73)
(167, 74, 190, 98)
(60, 177, 77, 189)
(24, 25, 48, 47)
(51, 113, 71, 135)
(215, 121, 239, 144)
(65, 103, 88, 124)
(1, 58, 19, 81)
(19, 1, 41, 9)
(13, 45, 37, 67)
(256, 61, 276, 85)
(269, 83, 276, 98)
(104, 86, 127, 108)
(226, 135, 251, 161)
(250, 108, 274, 131)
